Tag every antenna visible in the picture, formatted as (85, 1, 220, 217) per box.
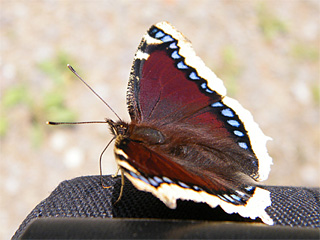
(47, 120, 108, 125)
(67, 64, 122, 121)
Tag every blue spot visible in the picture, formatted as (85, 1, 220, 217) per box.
(171, 50, 181, 59)
(148, 177, 158, 187)
(223, 194, 236, 203)
(193, 185, 201, 191)
(227, 120, 240, 127)
(245, 186, 255, 192)
(221, 108, 234, 117)
(201, 83, 207, 89)
(205, 87, 214, 93)
(178, 181, 189, 188)
(238, 142, 248, 149)
(138, 175, 150, 185)
(234, 130, 244, 137)
(177, 61, 188, 69)
(236, 190, 245, 196)
(211, 102, 224, 107)
(162, 177, 173, 183)
(169, 42, 178, 49)
(150, 28, 158, 35)
(189, 71, 200, 80)
(153, 176, 163, 184)
(129, 171, 138, 179)
(218, 194, 228, 201)
(161, 35, 174, 42)
(155, 31, 165, 39)
(230, 194, 242, 202)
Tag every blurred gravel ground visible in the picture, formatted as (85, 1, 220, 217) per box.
(1, 0, 319, 239)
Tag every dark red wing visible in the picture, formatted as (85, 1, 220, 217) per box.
(115, 139, 253, 204)
(127, 31, 223, 126)
(118, 140, 210, 188)
(132, 49, 220, 124)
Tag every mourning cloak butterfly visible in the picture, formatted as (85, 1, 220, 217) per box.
(50, 22, 274, 225)
(109, 22, 273, 224)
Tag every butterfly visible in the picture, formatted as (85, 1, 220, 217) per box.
(50, 21, 273, 225)
(107, 22, 273, 225)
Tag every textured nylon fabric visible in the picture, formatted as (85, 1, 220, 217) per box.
(13, 175, 320, 239)
(264, 185, 320, 227)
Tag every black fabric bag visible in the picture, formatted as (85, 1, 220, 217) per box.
(13, 175, 320, 239)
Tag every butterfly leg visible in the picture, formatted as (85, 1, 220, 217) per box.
(99, 137, 117, 189)
(112, 165, 121, 178)
(114, 168, 125, 205)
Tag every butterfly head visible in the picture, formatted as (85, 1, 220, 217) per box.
(106, 119, 128, 137)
